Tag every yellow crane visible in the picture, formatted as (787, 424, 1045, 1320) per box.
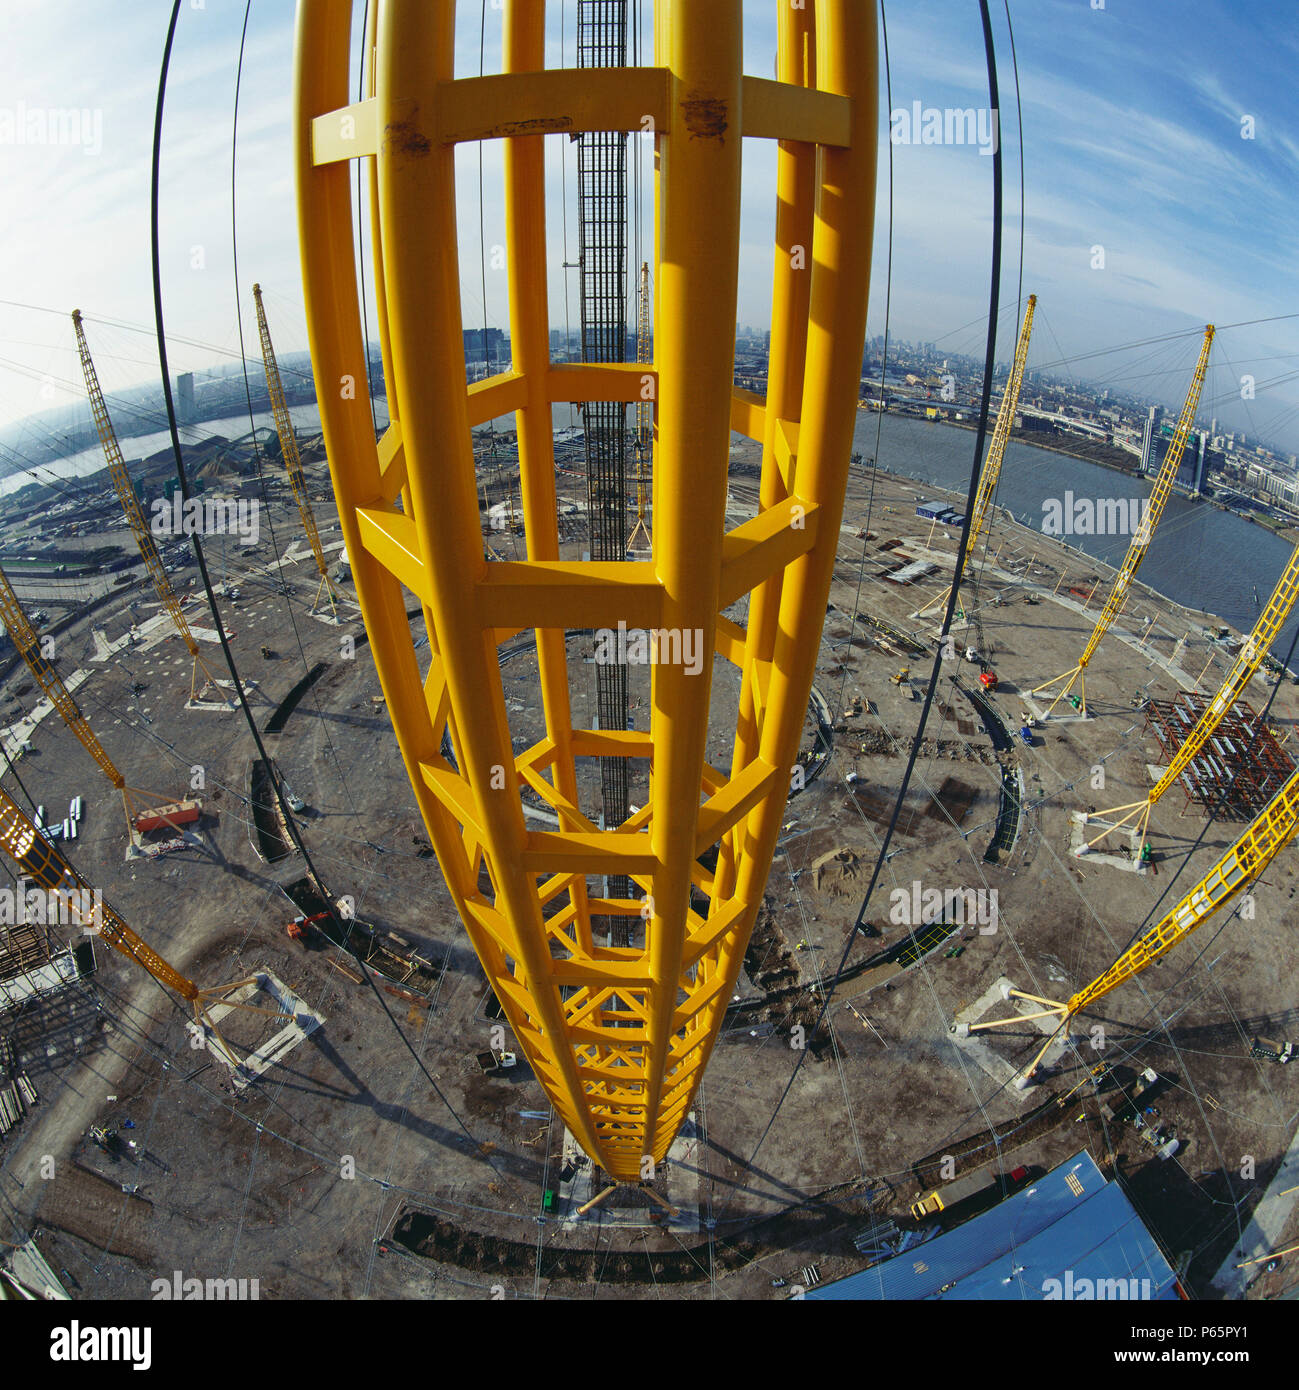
(1033, 325, 1214, 717)
(626, 261, 653, 558)
(295, 0, 875, 1182)
(962, 758, 1299, 1084)
(251, 284, 341, 618)
(919, 294, 1035, 617)
(71, 310, 222, 704)
(0, 786, 285, 1060)
(0, 563, 195, 847)
(1081, 539, 1299, 853)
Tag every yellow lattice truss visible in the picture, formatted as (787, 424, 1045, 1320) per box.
(294, 0, 876, 1178)
(71, 311, 221, 702)
(252, 283, 342, 617)
(0, 562, 184, 842)
(1083, 538, 1299, 852)
(967, 762, 1299, 1081)
(1034, 325, 1214, 717)
(0, 788, 284, 1051)
(919, 293, 1035, 618)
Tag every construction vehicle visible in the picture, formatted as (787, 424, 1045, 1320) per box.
(890, 667, 910, 686)
(910, 1163, 1028, 1222)
(475, 1049, 519, 1073)
(1018, 725, 1033, 746)
(978, 669, 998, 691)
(286, 911, 329, 947)
(1250, 1036, 1294, 1064)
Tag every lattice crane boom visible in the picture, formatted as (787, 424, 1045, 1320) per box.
(967, 760, 1299, 1080)
(0, 786, 279, 1053)
(1034, 325, 1214, 716)
(71, 310, 219, 701)
(0, 563, 183, 841)
(919, 295, 1035, 618)
(295, 0, 876, 1182)
(251, 284, 340, 616)
(1082, 539, 1299, 852)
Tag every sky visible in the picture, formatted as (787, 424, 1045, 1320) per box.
(1, 0, 1298, 466)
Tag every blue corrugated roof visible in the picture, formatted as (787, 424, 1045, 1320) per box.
(807, 1151, 1179, 1301)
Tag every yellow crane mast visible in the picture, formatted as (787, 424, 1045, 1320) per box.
(963, 758, 1299, 1084)
(919, 293, 1036, 618)
(0, 786, 284, 1061)
(1033, 325, 1214, 717)
(626, 260, 653, 558)
(251, 284, 342, 617)
(71, 310, 222, 703)
(295, 0, 876, 1183)
(0, 563, 194, 846)
(1081, 539, 1299, 853)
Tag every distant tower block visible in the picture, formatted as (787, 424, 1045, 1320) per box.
(294, 1, 876, 1181)
(177, 371, 195, 426)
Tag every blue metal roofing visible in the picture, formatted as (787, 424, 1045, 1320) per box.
(807, 1151, 1179, 1301)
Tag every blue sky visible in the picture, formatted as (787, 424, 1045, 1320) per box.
(1, 1, 1297, 458)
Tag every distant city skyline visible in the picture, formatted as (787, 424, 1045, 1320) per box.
(2, 2, 1297, 474)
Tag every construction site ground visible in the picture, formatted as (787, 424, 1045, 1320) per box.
(2, 435, 1298, 1301)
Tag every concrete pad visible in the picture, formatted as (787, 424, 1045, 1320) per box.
(1022, 693, 1090, 726)
(1069, 811, 1146, 872)
(949, 977, 1040, 1103)
(187, 970, 324, 1089)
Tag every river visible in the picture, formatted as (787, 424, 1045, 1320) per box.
(853, 411, 1299, 655)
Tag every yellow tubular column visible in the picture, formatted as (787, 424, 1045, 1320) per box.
(503, 1, 597, 960)
(679, 0, 878, 1130)
(641, 0, 743, 1165)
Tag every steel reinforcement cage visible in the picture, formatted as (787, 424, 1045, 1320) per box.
(294, 0, 876, 1180)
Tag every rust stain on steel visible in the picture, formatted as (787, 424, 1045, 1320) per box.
(385, 119, 431, 157)
(480, 116, 575, 139)
(682, 95, 728, 140)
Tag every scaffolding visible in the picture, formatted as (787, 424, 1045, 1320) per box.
(1144, 692, 1293, 820)
(577, 0, 631, 914)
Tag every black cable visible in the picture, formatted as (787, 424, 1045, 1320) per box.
(717, 0, 1007, 1210)
(149, 0, 534, 1217)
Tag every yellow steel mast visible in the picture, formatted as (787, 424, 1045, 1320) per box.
(71, 310, 222, 703)
(964, 759, 1299, 1083)
(919, 293, 1035, 617)
(0, 786, 284, 1059)
(1082, 539, 1299, 853)
(251, 283, 342, 617)
(626, 260, 653, 558)
(1034, 325, 1214, 717)
(0, 563, 190, 845)
(294, 0, 876, 1182)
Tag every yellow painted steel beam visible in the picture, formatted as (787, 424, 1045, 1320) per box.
(294, 0, 876, 1181)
